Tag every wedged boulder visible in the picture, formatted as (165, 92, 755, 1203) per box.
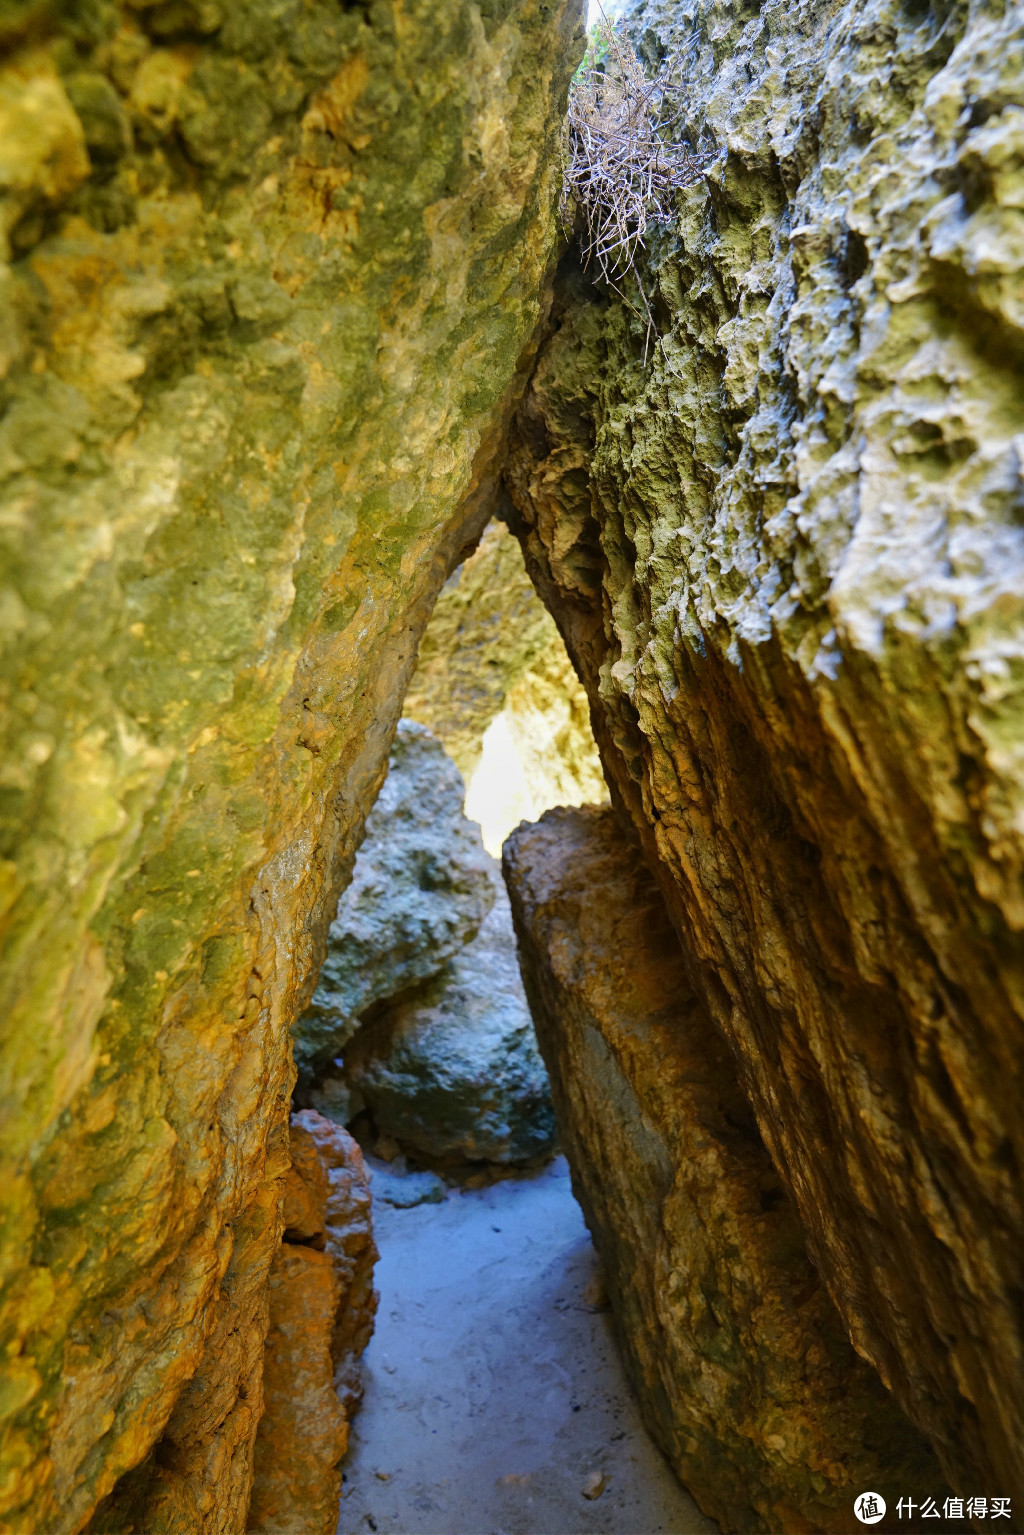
(504, 805, 946, 1534)
(344, 872, 556, 1164)
(293, 721, 494, 1089)
(504, 0, 1024, 1498)
(249, 1113, 377, 1535)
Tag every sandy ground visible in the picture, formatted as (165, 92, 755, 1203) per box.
(337, 1155, 719, 1535)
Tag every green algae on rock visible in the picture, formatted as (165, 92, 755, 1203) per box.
(504, 0, 1024, 1504)
(0, 0, 584, 1527)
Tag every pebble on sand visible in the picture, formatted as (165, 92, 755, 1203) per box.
(582, 1471, 609, 1500)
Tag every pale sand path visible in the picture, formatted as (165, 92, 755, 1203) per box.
(337, 1156, 719, 1535)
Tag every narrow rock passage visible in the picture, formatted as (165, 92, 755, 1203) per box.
(337, 1157, 718, 1535)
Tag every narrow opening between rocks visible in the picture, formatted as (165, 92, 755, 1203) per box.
(289, 518, 713, 1535)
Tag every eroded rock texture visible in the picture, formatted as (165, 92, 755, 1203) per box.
(249, 1113, 376, 1535)
(346, 870, 557, 1164)
(505, 0, 1024, 1501)
(505, 805, 944, 1533)
(291, 1112, 378, 1419)
(0, 0, 582, 1527)
(293, 721, 494, 1091)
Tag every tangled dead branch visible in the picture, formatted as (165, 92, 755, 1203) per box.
(562, 10, 710, 356)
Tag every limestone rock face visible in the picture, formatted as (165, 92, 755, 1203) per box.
(345, 872, 557, 1164)
(290, 1111, 378, 1418)
(293, 721, 495, 1089)
(504, 0, 1024, 1499)
(0, 0, 583, 1526)
(250, 1245, 345, 1535)
(504, 806, 945, 1532)
(249, 1114, 377, 1535)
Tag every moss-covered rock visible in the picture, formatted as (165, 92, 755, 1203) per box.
(505, 0, 1024, 1505)
(0, 0, 584, 1527)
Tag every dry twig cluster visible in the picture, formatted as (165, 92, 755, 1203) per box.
(562, 11, 709, 353)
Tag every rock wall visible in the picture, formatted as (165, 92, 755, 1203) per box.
(249, 1113, 377, 1535)
(505, 805, 945, 1533)
(0, 0, 583, 1528)
(504, 0, 1024, 1503)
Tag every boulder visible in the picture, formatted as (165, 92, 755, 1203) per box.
(293, 721, 495, 1088)
(503, 0, 1024, 1498)
(367, 1164, 448, 1209)
(504, 805, 946, 1533)
(345, 872, 557, 1165)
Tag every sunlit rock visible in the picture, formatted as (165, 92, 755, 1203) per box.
(405, 518, 606, 854)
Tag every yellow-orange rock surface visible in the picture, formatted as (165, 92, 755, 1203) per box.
(249, 1115, 376, 1535)
(0, 0, 583, 1528)
(505, 804, 945, 1533)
